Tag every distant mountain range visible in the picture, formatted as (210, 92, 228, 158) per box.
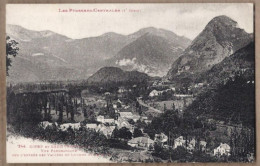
(165, 15, 253, 85)
(107, 27, 191, 76)
(6, 25, 190, 83)
(6, 15, 254, 85)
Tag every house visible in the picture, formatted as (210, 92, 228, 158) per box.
(97, 115, 105, 123)
(128, 137, 154, 149)
(119, 112, 133, 119)
(86, 123, 98, 131)
(104, 92, 111, 96)
(154, 133, 168, 144)
(173, 136, 186, 149)
(141, 116, 148, 120)
(247, 153, 255, 162)
(103, 118, 115, 124)
(39, 121, 53, 129)
(149, 90, 162, 97)
(132, 115, 141, 122)
(152, 81, 159, 86)
(174, 94, 193, 98)
(115, 118, 134, 132)
(97, 115, 115, 124)
(59, 123, 81, 131)
(98, 125, 116, 138)
(213, 143, 231, 156)
(118, 87, 127, 93)
(144, 120, 152, 124)
(199, 141, 207, 152)
(117, 99, 122, 104)
(113, 104, 118, 109)
(194, 83, 204, 88)
(123, 105, 130, 109)
(187, 138, 196, 152)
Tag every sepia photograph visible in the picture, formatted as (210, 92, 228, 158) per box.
(5, 3, 255, 163)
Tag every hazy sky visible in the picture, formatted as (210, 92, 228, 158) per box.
(6, 3, 253, 40)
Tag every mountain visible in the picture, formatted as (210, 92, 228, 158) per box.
(197, 42, 255, 86)
(87, 67, 151, 84)
(6, 24, 134, 83)
(186, 41, 255, 128)
(6, 25, 189, 83)
(6, 25, 82, 82)
(186, 74, 255, 128)
(107, 27, 191, 77)
(165, 15, 253, 84)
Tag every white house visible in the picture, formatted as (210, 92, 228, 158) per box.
(39, 121, 53, 129)
(154, 133, 168, 143)
(115, 118, 134, 132)
(119, 112, 133, 119)
(144, 120, 152, 124)
(118, 87, 127, 93)
(199, 140, 207, 152)
(117, 99, 122, 104)
(132, 115, 141, 122)
(59, 123, 81, 131)
(194, 83, 204, 88)
(103, 118, 115, 124)
(174, 94, 193, 98)
(113, 104, 118, 109)
(149, 90, 162, 97)
(173, 136, 186, 149)
(104, 92, 111, 96)
(98, 125, 116, 138)
(128, 137, 155, 149)
(86, 123, 98, 131)
(141, 116, 148, 120)
(213, 143, 231, 156)
(97, 115, 105, 123)
(187, 138, 196, 152)
(171, 87, 176, 91)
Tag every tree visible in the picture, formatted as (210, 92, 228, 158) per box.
(172, 102, 175, 111)
(6, 36, 19, 75)
(133, 128, 143, 138)
(58, 101, 63, 122)
(153, 143, 170, 160)
(171, 146, 188, 161)
(117, 127, 132, 140)
(128, 119, 135, 125)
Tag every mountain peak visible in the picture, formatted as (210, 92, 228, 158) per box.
(7, 24, 23, 30)
(140, 27, 158, 32)
(136, 27, 177, 36)
(207, 15, 238, 28)
(166, 15, 253, 83)
(6, 24, 70, 41)
(101, 32, 124, 38)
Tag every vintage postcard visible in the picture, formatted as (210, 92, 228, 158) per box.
(6, 3, 255, 163)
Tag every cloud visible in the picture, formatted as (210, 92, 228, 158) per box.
(116, 58, 150, 73)
(116, 58, 137, 66)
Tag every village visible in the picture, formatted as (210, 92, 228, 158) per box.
(6, 78, 254, 163)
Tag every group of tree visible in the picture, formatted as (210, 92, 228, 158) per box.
(6, 36, 19, 76)
(112, 127, 132, 140)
